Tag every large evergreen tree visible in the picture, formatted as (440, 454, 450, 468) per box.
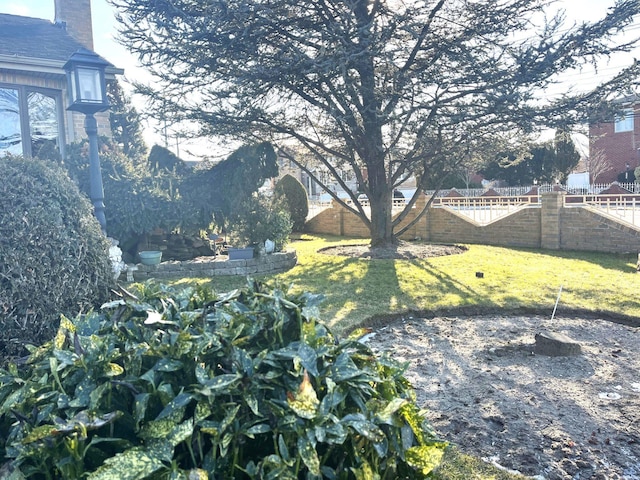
(107, 80, 148, 161)
(113, 0, 640, 245)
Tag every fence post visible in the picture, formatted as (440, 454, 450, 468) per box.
(541, 191, 565, 250)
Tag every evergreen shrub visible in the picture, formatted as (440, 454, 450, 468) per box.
(0, 156, 114, 358)
(63, 141, 281, 257)
(274, 174, 309, 232)
(230, 195, 293, 251)
(62, 140, 191, 251)
(0, 280, 446, 479)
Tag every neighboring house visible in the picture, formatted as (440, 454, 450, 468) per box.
(0, 0, 122, 159)
(589, 97, 640, 183)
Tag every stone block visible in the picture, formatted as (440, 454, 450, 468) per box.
(535, 330, 582, 356)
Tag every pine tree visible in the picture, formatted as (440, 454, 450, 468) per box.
(107, 80, 148, 161)
(113, 0, 640, 245)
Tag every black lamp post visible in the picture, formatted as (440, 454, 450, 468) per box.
(64, 48, 112, 234)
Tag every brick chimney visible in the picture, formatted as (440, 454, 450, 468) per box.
(54, 0, 94, 50)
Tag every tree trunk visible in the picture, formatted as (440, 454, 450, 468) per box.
(369, 188, 395, 247)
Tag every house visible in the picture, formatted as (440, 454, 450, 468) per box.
(0, 0, 122, 159)
(589, 97, 640, 183)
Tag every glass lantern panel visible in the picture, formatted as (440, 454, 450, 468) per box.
(77, 67, 102, 102)
(0, 87, 22, 156)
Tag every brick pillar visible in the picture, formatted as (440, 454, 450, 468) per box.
(423, 194, 434, 242)
(541, 191, 565, 250)
(413, 193, 429, 240)
(331, 200, 345, 236)
(55, 0, 94, 50)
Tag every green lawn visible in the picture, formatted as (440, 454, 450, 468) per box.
(166, 234, 638, 479)
(171, 234, 640, 335)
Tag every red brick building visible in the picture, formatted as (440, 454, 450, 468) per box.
(589, 99, 640, 183)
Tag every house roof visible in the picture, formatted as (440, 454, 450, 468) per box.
(0, 13, 122, 77)
(0, 14, 87, 61)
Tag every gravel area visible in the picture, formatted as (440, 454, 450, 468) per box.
(364, 314, 640, 479)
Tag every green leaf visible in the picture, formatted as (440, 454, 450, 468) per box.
(376, 398, 408, 425)
(167, 419, 195, 447)
(0, 462, 26, 480)
(220, 432, 233, 458)
(196, 373, 240, 392)
(215, 289, 241, 304)
(277, 434, 290, 464)
(296, 436, 320, 476)
(405, 445, 446, 476)
(194, 364, 210, 385)
(87, 443, 166, 480)
(319, 384, 347, 416)
(1, 387, 27, 414)
(134, 393, 150, 427)
(342, 414, 386, 443)
(318, 421, 347, 444)
(89, 383, 109, 410)
(53, 350, 77, 368)
(154, 358, 184, 373)
(140, 369, 157, 386)
(350, 460, 375, 480)
(198, 420, 220, 438)
(245, 392, 260, 416)
(286, 371, 319, 419)
(156, 392, 192, 420)
(296, 343, 318, 377)
(330, 352, 363, 382)
(100, 299, 126, 310)
(52, 411, 122, 436)
(140, 417, 178, 441)
(194, 402, 212, 423)
(232, 347, 254, 376)
(220, 404, 241, 432)
(244, 423, 270, 437)
(104, 363, 125, 377)
(70, 378, 96, 408)
(22, 424, 57, 444)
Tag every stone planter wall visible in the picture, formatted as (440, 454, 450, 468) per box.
(134, 231, 216, 261)
(126, 251, 297, 281)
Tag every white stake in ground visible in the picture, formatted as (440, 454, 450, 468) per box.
(551, 284, 563, 322)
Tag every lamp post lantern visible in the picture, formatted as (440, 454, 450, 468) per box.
(64, 48, 112, 234)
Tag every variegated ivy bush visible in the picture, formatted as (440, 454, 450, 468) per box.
(0, 280, 446, 479)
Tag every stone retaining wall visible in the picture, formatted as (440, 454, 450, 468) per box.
(128, 251, 297, 281)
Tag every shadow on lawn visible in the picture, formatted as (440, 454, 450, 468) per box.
(508, 246, 637, 274)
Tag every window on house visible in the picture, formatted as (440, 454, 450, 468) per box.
(614, 108, 634, 133)
(0, 88, 21, 155)
(0, 85, 64, 158)
(28, 92, 60, 158)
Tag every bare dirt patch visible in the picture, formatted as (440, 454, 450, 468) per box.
(364, 314, 640, 480)
(319, 241, 467, 260)
(323, 241, 639, 478)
